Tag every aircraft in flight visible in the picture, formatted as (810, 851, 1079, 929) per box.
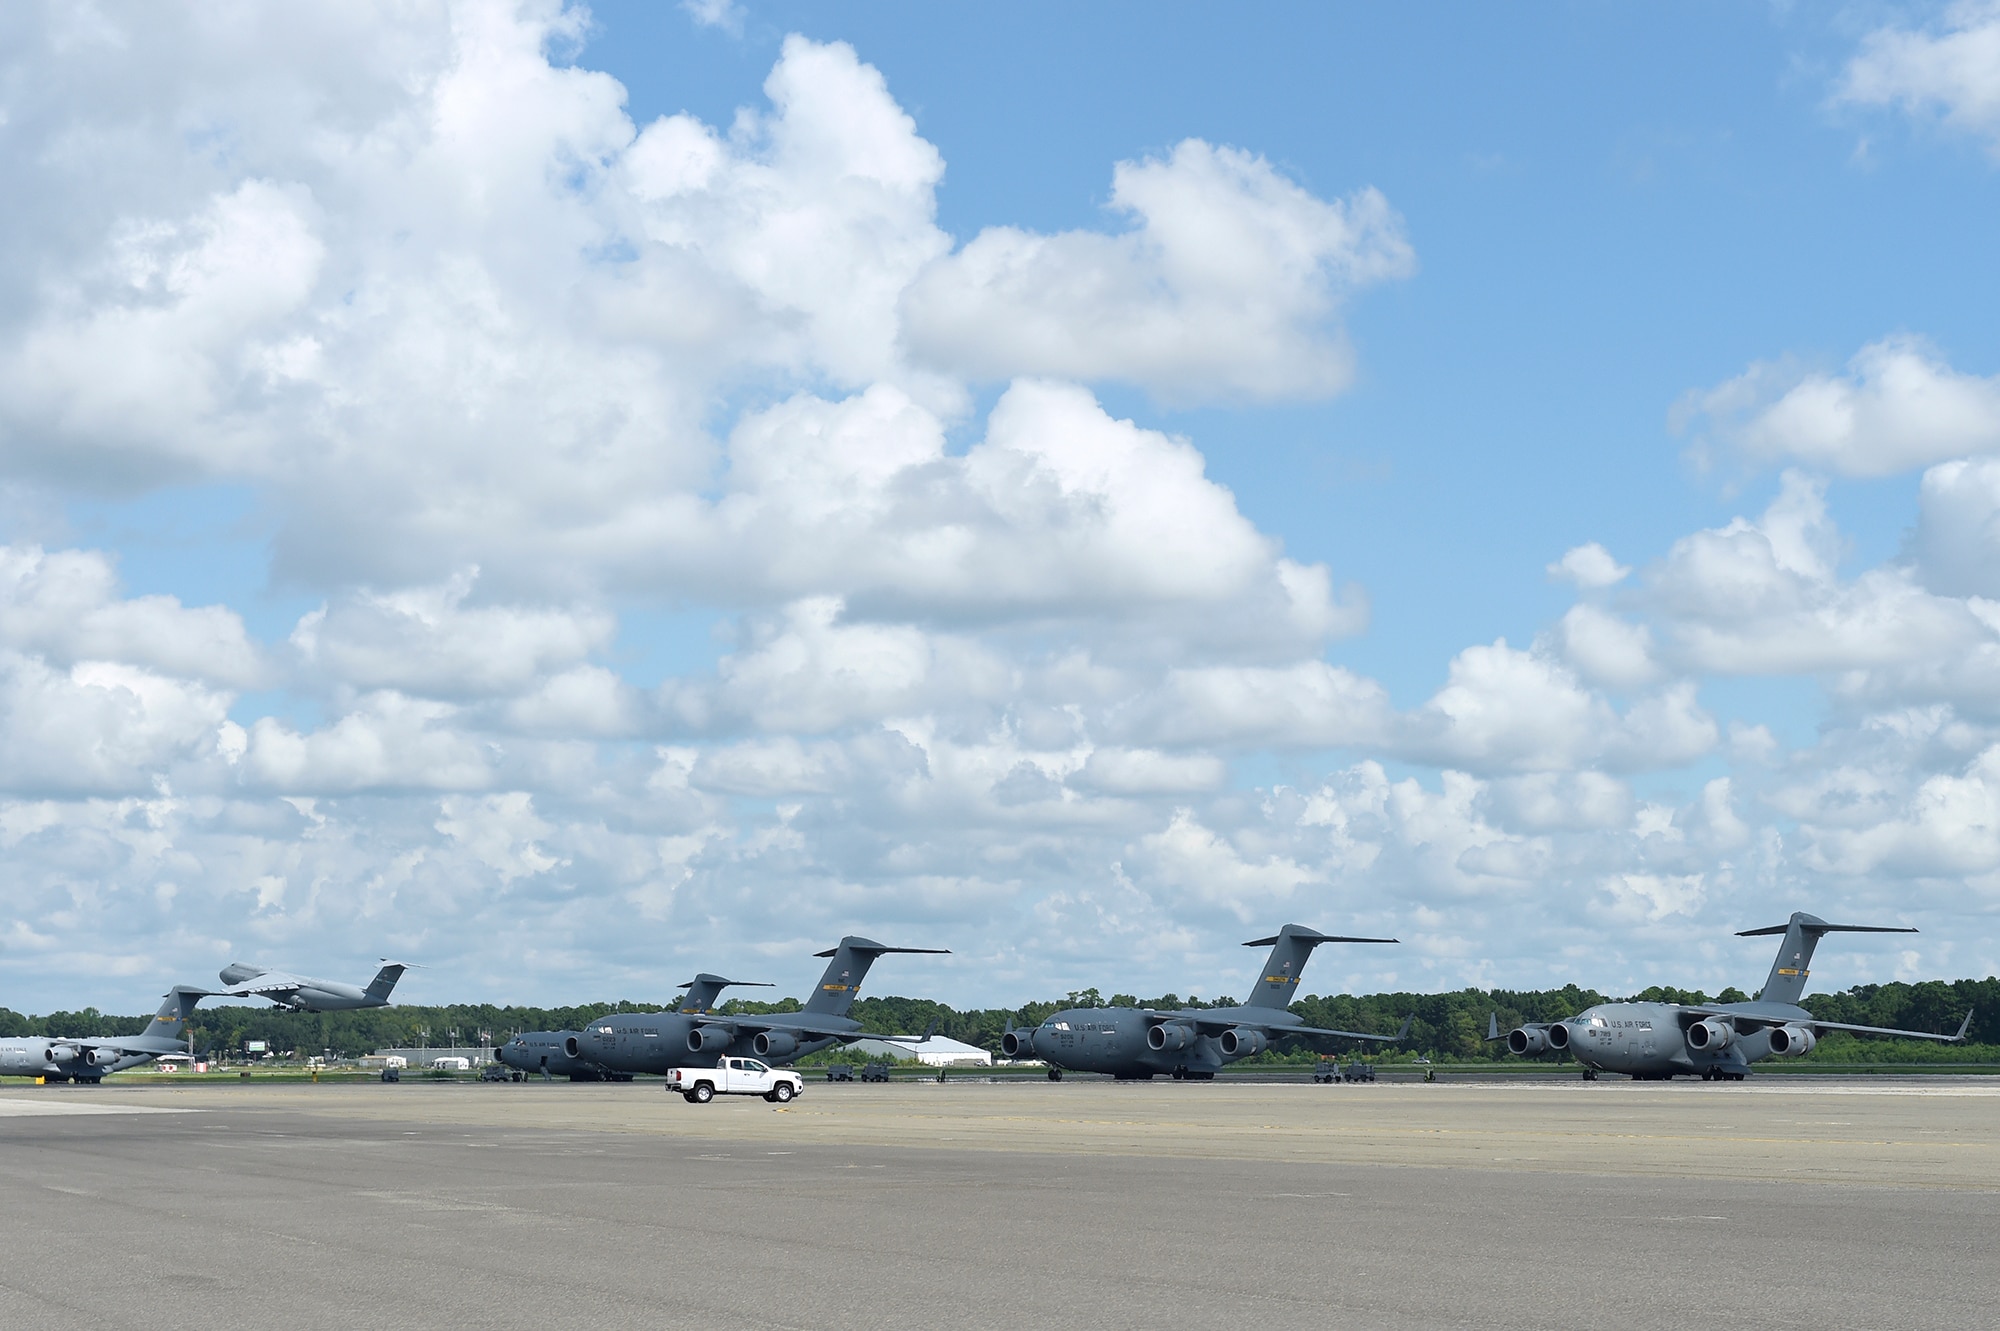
(216, 959, 411, 1012)
(999, 923, 1409, 1080)
(0, 986, 208, 1083)
(1493, 911, 1974, 1080)
(567, 937, 948, 1076)
(495, 974, 774, 1081)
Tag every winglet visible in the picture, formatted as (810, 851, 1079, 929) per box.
(1395, 1014, 1413, 1042)
(1953, 1010, 1974, 1042)
(1486, 1012, 1500, 1042)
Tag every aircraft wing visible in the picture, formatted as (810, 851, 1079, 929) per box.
(1188, 1014, 1412, 1045)
(222, 976, 305, 999)
(1687, 1007, 1972, 1044)
(712, 1016, 881, 1043)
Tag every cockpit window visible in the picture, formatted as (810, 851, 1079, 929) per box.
(1588, 1016, 1608, 1028)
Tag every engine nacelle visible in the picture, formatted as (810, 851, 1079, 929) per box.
(1506, 1027, 1548, 1056)
(1000, 1029, 1036, 1059)
(47, 1044, 81, 1065)
(1767, 1024, 1817, 1057)
(751, 1031, 798, 1059)
(86, 1047, 123, 1068)
(1686, 1018, 1733, 1051)
(687, 1024, 735, 1054)
(1546, 1021, 1571, 1050)
(562, 1035, 581, 1059)
(1146, 1021, 1196, 1052)
(1218, 1027, 1268, 1058)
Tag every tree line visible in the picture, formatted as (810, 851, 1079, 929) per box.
(3, 975, 1992, 1064)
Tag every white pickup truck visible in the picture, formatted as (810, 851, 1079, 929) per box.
(666, 1057, 804, 1104)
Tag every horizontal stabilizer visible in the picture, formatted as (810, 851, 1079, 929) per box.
(1241, 932, 1398, 947)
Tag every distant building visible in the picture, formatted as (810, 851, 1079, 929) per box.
(848, 1037, 992, 1067)
(372, 1046, 493, 1067)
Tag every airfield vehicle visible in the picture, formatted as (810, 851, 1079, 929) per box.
(1342, 1062, 1377, 1083)
(380, 1066, 400, 1083)
(1312, 1057, 1342, 1083)
(480, 1063, 519, 1082)
(825, 1063, 854, 1081)
(860, 1062, 892, 1082)
(666, 1057, 804, 1104)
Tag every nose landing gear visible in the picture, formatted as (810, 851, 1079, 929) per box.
(1046, 1067, 1062, 1081)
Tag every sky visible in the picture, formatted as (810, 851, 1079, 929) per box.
(3, 1, 2000, 1013)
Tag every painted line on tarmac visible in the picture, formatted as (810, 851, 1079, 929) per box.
(0, 1096, 195, 1116)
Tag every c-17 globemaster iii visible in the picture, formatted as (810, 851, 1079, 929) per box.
(1494, 911, 1973, 1081)
(1000, 924, 1410, 1080)
(569, 937, 948, 1077)
(496, 973, 775, 1080)
(216, 959, 411, 1012)
(0, 986, 207, 1083)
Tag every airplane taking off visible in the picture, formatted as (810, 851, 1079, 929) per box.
(216, 960, 411, 1012)
(0, 986, 207, 1083)
(1495, 911, 1973, 1080)
(1000, 924, 1409, 1080)
(568, 937, 948, 1076)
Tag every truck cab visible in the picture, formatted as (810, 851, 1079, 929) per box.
(665, 1057, 804, 1104)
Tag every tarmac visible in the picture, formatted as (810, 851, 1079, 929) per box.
(2, 1075, 1995, 1329)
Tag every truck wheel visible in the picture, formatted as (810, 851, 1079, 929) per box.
(772, 1081, 794, 1103)
(691, 1082, 714, 1103)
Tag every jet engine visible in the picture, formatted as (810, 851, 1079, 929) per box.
(1686, 1018, 1733, 1051)
(1000, 1029, 1036, 1058)
(562, 1035, 582, 1059)
(687, 1024, 735, 1054)
(751, 1031, 798, 1059)
(1146, 1021, 1196, 1052)
(86, 1047, 123, 1068)
(47, 1044, 80, 1065)
(1506, 1026, 1548, 1056)
(1546, 1022, 1570, 1050)
(1767, 1024, 1817, 1056)
(1218, 1027, 1268, 1058)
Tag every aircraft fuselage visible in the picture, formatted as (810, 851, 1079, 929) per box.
(1025, 1004, 1306, 1079)
(569, 1011, 841, 1074)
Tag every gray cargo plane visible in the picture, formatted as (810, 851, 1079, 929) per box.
(999, 924, 1409, 1080)
(495, 973, 774, 1080)
(0, 986, 207, 1083)
(1494, 911, 1973, 1080)
(567, 937, 948, 1077)
(217, 959, 410, 1011)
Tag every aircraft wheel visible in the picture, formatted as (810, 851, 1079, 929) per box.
(772, 1082, 795, 1103)
(1046, 1067, 1062, 1082)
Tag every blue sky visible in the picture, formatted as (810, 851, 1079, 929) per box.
(3, 2, 2000, 1013)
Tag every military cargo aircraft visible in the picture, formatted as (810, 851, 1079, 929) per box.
(0, 986, 207, 1083)
(494, 1030, 612, 1080)
(999, 923, 1409, 1080)
(1494, 911, 1973, 1080)
(216, 959, 410, 1012)
(568, 937, 947, 1077)
(495, 974, 774, 1080)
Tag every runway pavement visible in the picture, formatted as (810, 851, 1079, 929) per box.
(1, 1076, 1994, 1330)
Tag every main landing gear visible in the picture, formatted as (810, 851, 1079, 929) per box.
(1700, 1068, 1746, 1082)
(1581, 1068, 1598, 1081)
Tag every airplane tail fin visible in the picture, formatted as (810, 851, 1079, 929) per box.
(139, 986, 209, 1045)
(1239, 924, 1398, 1012)
(801, 937, 950, 1017)
(363, 961, 410, 1004)
(676, 973, 775, 1014)
(1737, 913, 1916, 1007)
